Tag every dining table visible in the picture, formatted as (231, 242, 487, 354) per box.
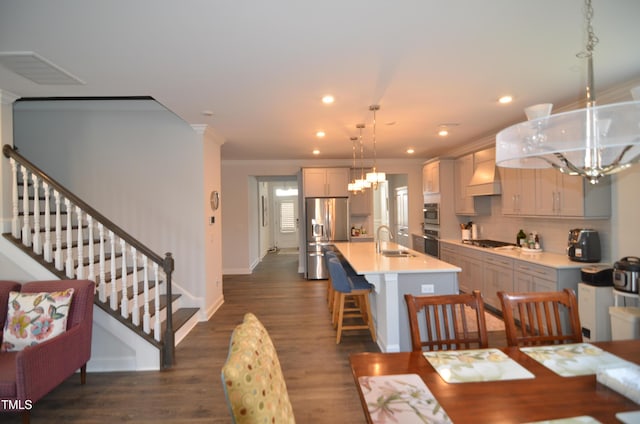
(350, 339, 640, 423)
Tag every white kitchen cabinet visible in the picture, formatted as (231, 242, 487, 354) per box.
(422, 161, 440, 194)
(482, 254, 514, 310)
(499, 167, 536, 215)
(302, 167, 349, 197)
(454, 154, 475, 215)
(535, 168, 611, 217)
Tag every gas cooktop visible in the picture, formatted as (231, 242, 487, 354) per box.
(462, 239, 517, 248)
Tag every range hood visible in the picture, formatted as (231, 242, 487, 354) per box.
(466, 148, 502, 197)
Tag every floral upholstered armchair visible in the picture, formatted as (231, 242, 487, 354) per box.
(0, 279, 95, 424)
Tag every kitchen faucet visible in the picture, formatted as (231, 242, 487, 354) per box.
(376, 225, 393, 253)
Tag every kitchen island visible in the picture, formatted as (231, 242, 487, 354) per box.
(333, 241, 460, 353)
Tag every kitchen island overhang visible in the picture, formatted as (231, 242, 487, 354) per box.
(333, 241, 461, 353)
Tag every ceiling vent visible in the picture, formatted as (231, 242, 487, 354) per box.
(0, 51, 84, 85)
(467, 147, 502, 197)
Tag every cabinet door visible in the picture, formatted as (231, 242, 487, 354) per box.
(518, 169, 537, 214)
(535, 168, 558, 215)
(326, 168, 349, 197)
(422, 162, 440, 194)
(455, 154, 475, 214)
(303, 168, 328, 197)
(557, 173, 584, 217)
(350, 189, 371, 215)
(462, 255, 484, 295)
(483, 255, 513, 309)
(500, 168, 535, 215)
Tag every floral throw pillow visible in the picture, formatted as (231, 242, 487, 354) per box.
(1, 289, 75, 352)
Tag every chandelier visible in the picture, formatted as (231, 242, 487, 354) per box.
(366, 104, 386, 188)
(495, 0, 640, 184)
(348, 124, 371, 193)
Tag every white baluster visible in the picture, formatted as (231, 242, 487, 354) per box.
(75, 206, 84, 279)
(131, 247, 139, 326)
(109, 231, 117, 311)
(10, 159, 19, 238)
(42, 182, 52, 262)
(154, 263, 161, 341)
(21, 167, 31, 246)
(98, 223, 107, 302)
(31, 174, 41, 254)
(87, 215, 95, 282)
(120, 239, 128, 318)
(64, 198, 74, 278)
(143, 256, 151, 334)
(54, 190, 63, 270)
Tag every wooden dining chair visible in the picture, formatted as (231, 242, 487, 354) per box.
(404, 290, 488, 351)
(497, 288, 583, 347)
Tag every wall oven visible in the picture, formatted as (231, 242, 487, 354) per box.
(423, 203, 439, 226)
(423, 229, 440, 258)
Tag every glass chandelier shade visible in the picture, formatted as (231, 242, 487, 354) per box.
(495, 0, 640, 184)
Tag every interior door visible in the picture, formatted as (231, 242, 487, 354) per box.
(275, 197, 299, 249)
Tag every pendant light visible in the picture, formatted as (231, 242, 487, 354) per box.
(355, 123, 371, 189)
(366, 104, 386, 188)
(348, 136, 364, 193)
(495, 0, 640, 184)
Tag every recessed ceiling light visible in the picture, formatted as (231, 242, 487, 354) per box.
(321, 95, 334, 104)
(316, 131, 325, 138)
(406, 148, 415, 154)
(201, 110, 214, 116)
(312, 149, 320, 155)
(498, 95, 513, 104)
(438, 129, 449, 137)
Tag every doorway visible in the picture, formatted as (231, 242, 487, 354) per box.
(256, 177, 300, 258)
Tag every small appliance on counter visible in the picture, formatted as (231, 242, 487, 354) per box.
(567, 228, 601, 262)
(613, 256, 640, 294)
(581, 265, 613, 287)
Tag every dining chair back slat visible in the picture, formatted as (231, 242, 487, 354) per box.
(404, 290, 488, 351)
(498, 289, 583, 347)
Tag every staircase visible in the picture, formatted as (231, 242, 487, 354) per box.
(2, 145, 199, 369)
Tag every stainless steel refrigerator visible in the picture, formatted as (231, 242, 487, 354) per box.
(305, 197, 349, 279)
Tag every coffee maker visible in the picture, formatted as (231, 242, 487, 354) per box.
(567, 229, 601, 262)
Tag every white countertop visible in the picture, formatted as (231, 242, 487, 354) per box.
(440, 239, 600, 269)
(333, 241, 461, 275)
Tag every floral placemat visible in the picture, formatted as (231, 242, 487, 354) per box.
(524, 416, 602, 424)
(520, 343, 634, 377)
(358, 374, 451, 423)
(423, 348, 535, 383)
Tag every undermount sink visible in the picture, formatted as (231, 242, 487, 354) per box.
(381, 249, 414, 257)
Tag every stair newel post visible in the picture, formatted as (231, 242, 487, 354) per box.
(21, 166, 31, 247)
(54, 190, 62, 270)
(87, 214, 95, 281)
(131, 247, 139, 326)
(109, 231, 117, 311)
(31, 174, 41, 254)
(98, 223, 107, 302)
(9, 158, 19, 239)
(142, 256, 151, 334)
(120, 239, 128, 318)
(162, 252, 175, 368)
(76, 206, 84, 279)
(64, 198, 74, 278)
(43, 182, 52, 262)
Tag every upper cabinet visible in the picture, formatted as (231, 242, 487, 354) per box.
(302, 167, 350, 197)
(535, 168, 611, 217)
(349, 169, 372, 215)
(500, 167, 611, 218)
(422, 161, 440, 194)
(454, 154, 474, 214)
(499, 168, 536, 215)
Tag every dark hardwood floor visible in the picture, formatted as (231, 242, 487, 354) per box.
(3, 251, 506, 423)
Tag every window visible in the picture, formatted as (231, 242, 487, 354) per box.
(279, 201, 296, 233)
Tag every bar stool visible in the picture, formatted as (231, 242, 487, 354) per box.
(327, 257, 376, 344)
(324, 250, 338, 313)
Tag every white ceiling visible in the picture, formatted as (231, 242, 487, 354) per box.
(1, 0, 639, 160)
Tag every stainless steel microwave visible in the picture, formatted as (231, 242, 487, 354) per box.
(423, 203, 439, 225)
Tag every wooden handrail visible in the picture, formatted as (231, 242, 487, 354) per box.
(3, 144, 175, 368)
